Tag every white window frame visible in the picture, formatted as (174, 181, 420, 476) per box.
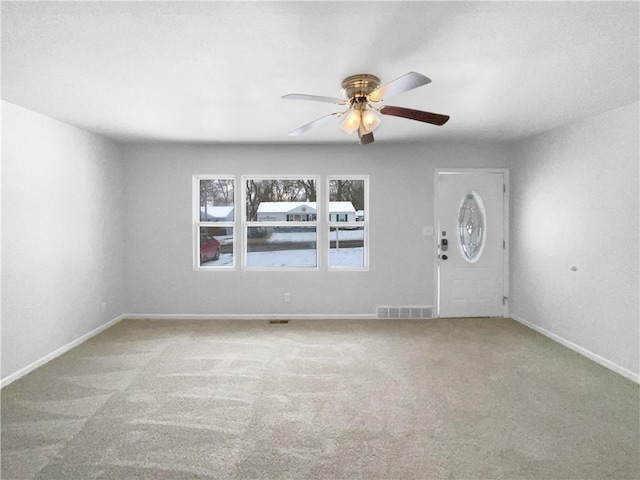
(327, 175, 369, 271)
(242, 175, 321, 271)
(193, 174, 236, 270)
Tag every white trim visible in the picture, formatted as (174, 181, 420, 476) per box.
(503, 172, 510, 318)
(7, 312, 634, 389)
(0, 315, 126, 388)
(327, 175, 370, 271)
(511, 314, 639, 384)
(193, 175, 237, 270)
(121, 313, 379, 321)
(433, 172, 440, 315)
(242, 175, 321, 270)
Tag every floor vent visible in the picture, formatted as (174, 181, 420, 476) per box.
(377, 306, 433, 319)
(269, 320, 289, 324)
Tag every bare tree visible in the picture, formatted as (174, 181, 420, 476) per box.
(212, 180, 233, 205)
(245, 179, 317, 220)
(200, 179, 234, 206)
(297, 180, 317, 201)
(200, 179, 235, 221)
(329, 179, 364, 211)
(245, 179, 261, 221)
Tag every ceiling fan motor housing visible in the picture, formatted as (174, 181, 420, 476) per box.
(341, 74, 380, 101)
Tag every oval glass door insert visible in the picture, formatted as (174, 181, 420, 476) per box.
(458, 192, 485, 262)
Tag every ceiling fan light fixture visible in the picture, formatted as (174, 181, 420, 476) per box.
(283, 71, 449, 144)
(340, 109, 361, 134)
(361, 108, 381, 133)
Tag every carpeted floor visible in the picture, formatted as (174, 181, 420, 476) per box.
(1, 318, 638, 479)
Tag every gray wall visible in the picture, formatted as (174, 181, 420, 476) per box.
(1, 101, 126, 380)
(2, 99, 638, 383)
(121, 142, 510, 316)
(509, 102, 639, 377)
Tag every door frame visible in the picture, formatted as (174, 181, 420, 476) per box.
(434, 168, 510, 318)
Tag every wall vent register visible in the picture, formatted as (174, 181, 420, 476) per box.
(377, 306, 433, 319)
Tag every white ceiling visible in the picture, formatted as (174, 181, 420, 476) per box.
(2, 1, 638, 145)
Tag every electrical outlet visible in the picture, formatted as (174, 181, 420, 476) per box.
(284, 293, 291, 303)
(100, 302, 107, 313)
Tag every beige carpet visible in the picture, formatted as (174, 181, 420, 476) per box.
(1, 318, 638, 479)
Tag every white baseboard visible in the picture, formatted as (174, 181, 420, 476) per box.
(0, 314, 125, 389)
(6, 313, 635, 387)
(511, 314, 639, 384)
(121, 313, 379, 321)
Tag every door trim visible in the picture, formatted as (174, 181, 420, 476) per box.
(434, 168, 510, 318)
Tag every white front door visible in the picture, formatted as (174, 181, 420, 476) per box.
(436, 170, 507, 318)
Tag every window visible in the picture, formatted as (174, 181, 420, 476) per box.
(328, 177, 368, 269)
(194, 176, 235, 268)
(243, 177, 319, 269)
(458, 191, 485, 262)
(194, 175, 367, 271)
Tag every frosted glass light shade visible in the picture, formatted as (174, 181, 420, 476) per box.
(361, 109, 381, 132)
(340, 110, 361, 134)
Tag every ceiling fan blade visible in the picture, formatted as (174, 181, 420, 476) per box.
(367, 72, 431, 103)
(282, 93, 347, 105)
(379, 105, 450, 126)
(287, 112, 341, 136)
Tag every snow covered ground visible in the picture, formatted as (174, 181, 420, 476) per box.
(329, 247, 364, 267)
(203, 253, 234, 267)
(202, 247, 364, 268)
(267, 229, 363, 243)
(201, 230, 365, 267)
(248, 248, 316, 267)
(215, 235, 234, 245)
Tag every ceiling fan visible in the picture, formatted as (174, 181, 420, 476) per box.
(282, 72, 450, 145)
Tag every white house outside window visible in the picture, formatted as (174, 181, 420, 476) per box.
(243, 177, 320, 269)
(194, 175, 367, 270)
